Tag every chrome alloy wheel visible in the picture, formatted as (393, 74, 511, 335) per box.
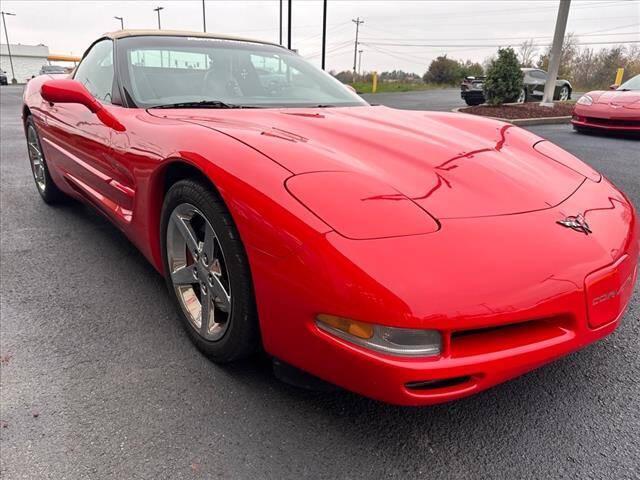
(559, 86, 570, 101)
(167, 203, 232, 341)
(27, 124, 46, 192)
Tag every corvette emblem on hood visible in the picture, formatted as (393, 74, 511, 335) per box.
(557, 214, 592, 235)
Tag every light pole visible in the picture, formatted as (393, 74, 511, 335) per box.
(321, 0, 327, 70)
(358, 49, 363, 76)
(114, 16, 124, 30)
(287, 0, 292, 50)
(153, 6, 164, 30)
(1, 11, 16, 84)
(202, 0, 206, 32)
(279, 0, 283, 46)
(541, 0, 571, 106)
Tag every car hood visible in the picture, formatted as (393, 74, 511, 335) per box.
(590, 90, 640, 106)
(149, 105, 589, 219)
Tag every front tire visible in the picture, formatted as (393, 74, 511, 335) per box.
(161, 178, 259, 363)
(25, 116, 65, 204)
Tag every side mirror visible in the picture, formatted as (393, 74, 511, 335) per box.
(41, 79, 125, 131)
(609, 84, 619, 90)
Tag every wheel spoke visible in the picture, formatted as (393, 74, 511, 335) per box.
(200, 289, 213, 335)
(171, 213, 199, 255)
(202, 223, 216, 264)
(209, 272, 231, 313)
(28, 142, 41, 159)
(170, 264, 197, 285)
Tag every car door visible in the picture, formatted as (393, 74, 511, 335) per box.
(38, 40, 124, 214)
(528, 70, 547, 97)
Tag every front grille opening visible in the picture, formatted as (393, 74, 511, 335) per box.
(406, 376, 472, 391)
(585, 117, 639, 128)
(449, 315, 573, 358)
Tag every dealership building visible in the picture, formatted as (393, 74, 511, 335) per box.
(0, 43, 50, 82)
(0, 43, 80, 83)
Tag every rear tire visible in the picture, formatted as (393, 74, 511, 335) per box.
(558, 86, 570, 101)
(25, 116, 66, 204)
(161, 178, 259, 363)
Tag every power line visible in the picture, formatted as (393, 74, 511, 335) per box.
(362, 14, 636, 32)
(305, 40, 353, 59)
(362, 1, 631, 25)
(360, 39, 640, 48)
(359, 30, 639, 43)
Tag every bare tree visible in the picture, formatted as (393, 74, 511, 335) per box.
(519, 39, 537, 67)
(537, 33, 579, 80)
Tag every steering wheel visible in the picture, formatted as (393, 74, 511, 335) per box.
(202, 69, 242, 97)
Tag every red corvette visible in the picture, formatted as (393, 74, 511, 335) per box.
(572, 74, 640, 133)
(23, 31, 638, 405)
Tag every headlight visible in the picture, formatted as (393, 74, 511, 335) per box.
(577, 95, 593, 106)
(316, 314, 442, 357)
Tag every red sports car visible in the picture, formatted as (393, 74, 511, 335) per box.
(572, 74, 640, 133)
(23, 31, 639, 406)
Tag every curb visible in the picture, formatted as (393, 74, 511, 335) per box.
(452, 107, 571, 126)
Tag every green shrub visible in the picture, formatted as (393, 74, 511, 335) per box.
(484, 48, 523, 105)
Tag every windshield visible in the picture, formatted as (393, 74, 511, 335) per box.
(116, 36, 366, 109)
(617, 75, 640, 91)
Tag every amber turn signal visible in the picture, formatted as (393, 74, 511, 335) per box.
(316, 314, 374, 339)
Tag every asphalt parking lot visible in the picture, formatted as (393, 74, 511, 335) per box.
(360, 87, 584, 111)
(1, 84, 638, 479)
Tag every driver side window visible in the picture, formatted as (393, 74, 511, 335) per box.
(531, 70, 547, 80)
(74, 40, 114, 103)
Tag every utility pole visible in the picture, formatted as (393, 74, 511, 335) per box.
(279, 0, 283, 45)
(1, 11, 16, 84)
(202, 0, 206, 32)
(541, 0, 571, 106)
(352, 17, 364, 80)
(287, 0, 292, 50)
(153, 6, 164, 30)
(114, 16, 124, 30)
(358, 49, 363, 76)
(321, 0, 327, 69)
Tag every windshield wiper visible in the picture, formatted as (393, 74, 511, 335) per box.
(149, 100, 246, 109)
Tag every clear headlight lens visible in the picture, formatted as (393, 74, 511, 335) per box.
(577, 95, 593, 106)
(316, 314, 442, 357)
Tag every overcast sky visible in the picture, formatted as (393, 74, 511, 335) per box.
(1, 0, 638, 73)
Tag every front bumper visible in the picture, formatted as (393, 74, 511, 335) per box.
(572, 103, 640, 131)
(251, 176, 639, 406)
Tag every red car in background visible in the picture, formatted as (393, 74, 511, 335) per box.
(572, 74, 640, 134)
(22, 31, 639, 406)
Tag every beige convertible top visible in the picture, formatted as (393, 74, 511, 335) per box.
(103, 29, 284, 49)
